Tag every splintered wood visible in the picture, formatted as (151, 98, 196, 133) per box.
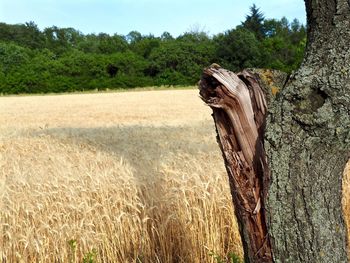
(199, 65, 272, 263)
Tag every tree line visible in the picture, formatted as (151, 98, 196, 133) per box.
(0, 5, 306, 94)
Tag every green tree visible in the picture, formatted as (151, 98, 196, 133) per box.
(94, 33, 128, 54)
(0, 21, 45, 49)
(160, 31, 173, 41)
(241, 4, 265, 40)
(126, 30, 142, 44)
(148, 34, 215, 84)
(262, 18, 306, 73)
(214, 28, 262, 71)
(130, 34, 160, 58)
(0, 42, 30, 73)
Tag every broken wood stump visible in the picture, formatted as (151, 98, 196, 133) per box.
(199, 65, 287, 263)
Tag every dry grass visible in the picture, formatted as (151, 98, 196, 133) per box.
(0, 89, 349, 263)
(0, 90, 242, 263)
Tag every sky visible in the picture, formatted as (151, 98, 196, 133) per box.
(0, 0, 306, 37)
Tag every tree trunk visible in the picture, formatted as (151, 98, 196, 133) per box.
(265, 0, 350, 262)
(199, 67, 278, 262)
(199, 1, 350, 262)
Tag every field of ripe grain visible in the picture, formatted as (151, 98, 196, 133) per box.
(0, 90, 243, 263)
(0, 89, 349, 263)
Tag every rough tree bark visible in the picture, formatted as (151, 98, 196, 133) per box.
(265, 0, 350, 262)
(199, 0, 350, 262)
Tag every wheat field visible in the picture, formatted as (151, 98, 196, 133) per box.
(0, 89, 349, 263)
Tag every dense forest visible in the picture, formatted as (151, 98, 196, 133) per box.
(0, 5, 306, 94)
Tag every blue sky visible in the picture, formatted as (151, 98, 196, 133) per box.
(0, 0, 306, 37)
